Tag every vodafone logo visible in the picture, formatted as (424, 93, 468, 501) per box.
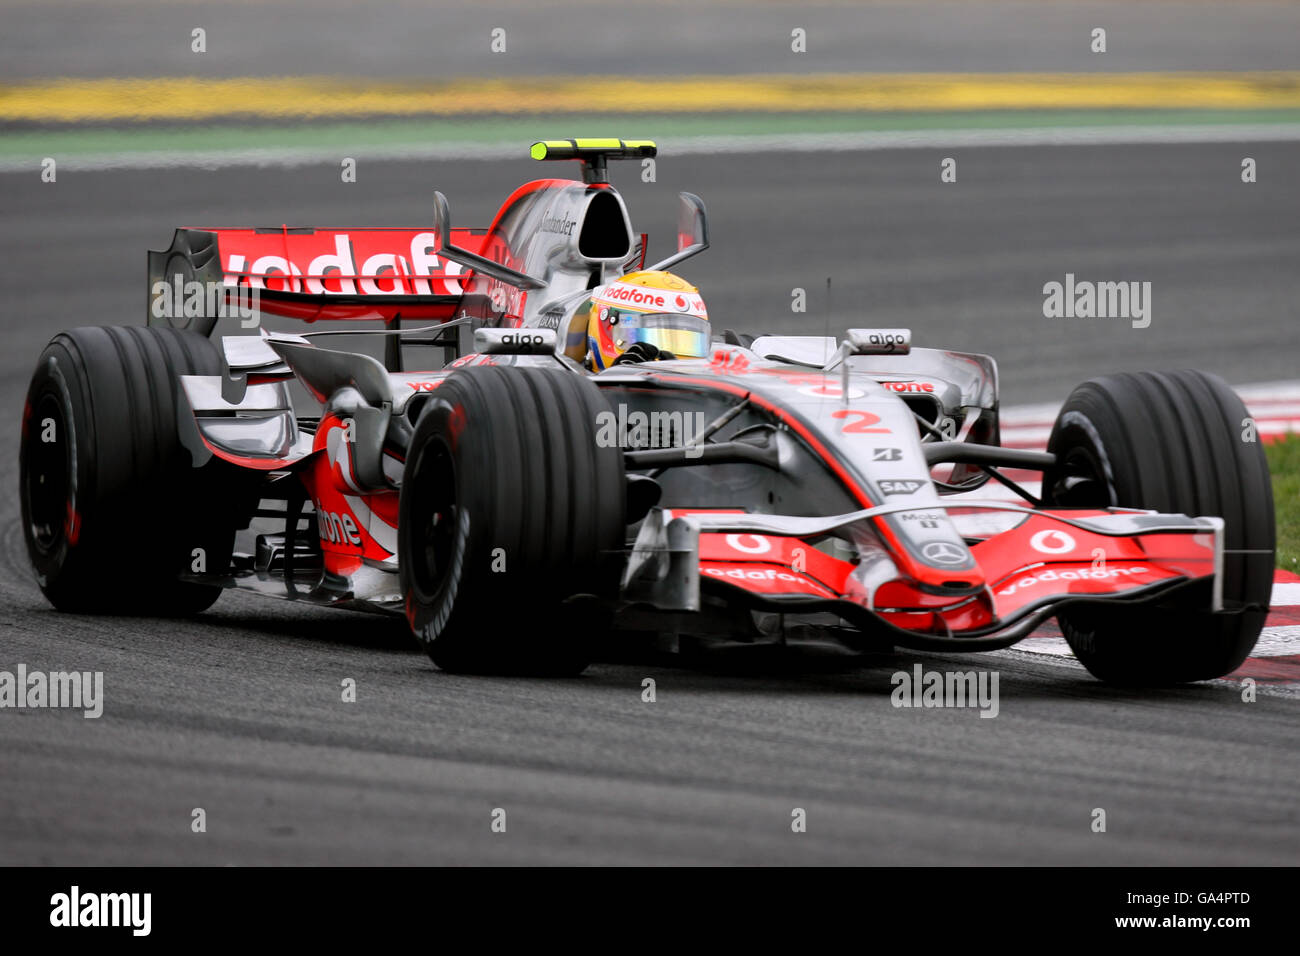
(705, 567, 803, 584)
(674, 294, 687, 310)
(603, 284, 666, 309)
(997, 565, 1152, 597)
(229, 232, 464, 296)
(725, 533, 772, 555)
(1030, 530, 1077, 555)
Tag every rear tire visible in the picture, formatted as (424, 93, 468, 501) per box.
(20, 326, 240, 615)
(1043, 370, 1274, 685)
(398, 366, 626, 675)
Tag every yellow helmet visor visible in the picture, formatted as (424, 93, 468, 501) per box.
(612, 312, 711, 359)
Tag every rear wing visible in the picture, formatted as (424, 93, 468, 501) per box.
(147, 225, 487, 332)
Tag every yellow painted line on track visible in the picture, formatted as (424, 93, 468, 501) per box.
(6, 72, 1300, 122)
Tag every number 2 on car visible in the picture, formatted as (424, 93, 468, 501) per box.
(831, 409, 889, 433)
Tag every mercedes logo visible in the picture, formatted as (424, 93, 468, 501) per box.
(922, 541, 968, 565)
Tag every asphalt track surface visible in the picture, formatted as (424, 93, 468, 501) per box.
(1, 141, 1297, 865)
(3, 0, 1300, 79)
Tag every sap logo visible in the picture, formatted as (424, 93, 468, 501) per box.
(879, 479, 926, 496)
(317, 509, 362, 546)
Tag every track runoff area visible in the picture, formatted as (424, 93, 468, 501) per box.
(968, 381, 1300, 693)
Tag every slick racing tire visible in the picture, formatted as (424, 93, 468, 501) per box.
(20, 326, 239, 615)
(1043, 370, 1274, 685)
(398, 366, 626, 676)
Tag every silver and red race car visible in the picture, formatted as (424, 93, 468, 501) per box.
(20, 140, 1274, 684)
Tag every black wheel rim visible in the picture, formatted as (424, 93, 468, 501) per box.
(24, 392, 71, 553)
(408, 436, 459, 600)
(1048, 441, 1113, 507)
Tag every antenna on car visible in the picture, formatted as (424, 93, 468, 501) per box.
(530, 138, 658, 185)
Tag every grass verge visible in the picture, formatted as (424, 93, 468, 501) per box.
(1266, 435, 1300, 572)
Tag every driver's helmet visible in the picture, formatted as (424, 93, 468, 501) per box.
(586, 270, 710, 370)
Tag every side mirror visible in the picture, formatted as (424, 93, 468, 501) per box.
(676, 191, 708, 255)
(430, 191, 545, 290)
(431, 190, 453, 251)
(646, 192, 710, 272)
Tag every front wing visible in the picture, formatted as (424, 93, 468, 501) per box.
(622, 501, 1225, 651)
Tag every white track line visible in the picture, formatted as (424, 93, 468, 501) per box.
(4, 123, 1300, 174)
(1272, 583, 1300, 606)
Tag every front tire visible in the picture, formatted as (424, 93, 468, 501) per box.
(398, 366, 626, 675)
(1043, 370, 1274, 685)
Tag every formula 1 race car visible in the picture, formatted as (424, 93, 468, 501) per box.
(19, 140, 1275, 684)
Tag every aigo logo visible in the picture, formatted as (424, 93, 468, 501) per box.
(866, 332, 907, 351)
